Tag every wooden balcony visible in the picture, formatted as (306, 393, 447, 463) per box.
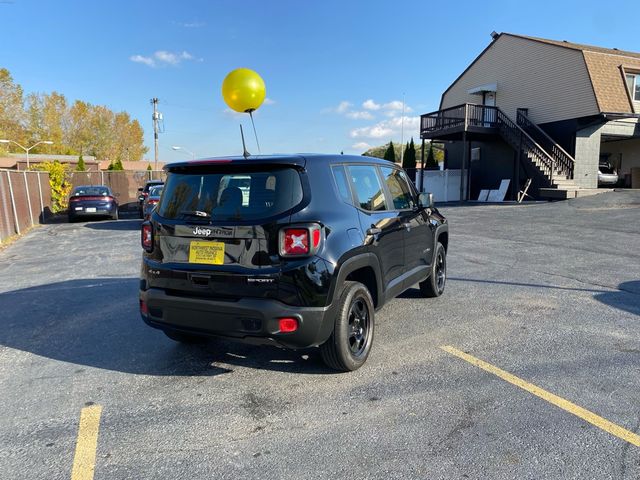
(420, 103, 499, 140)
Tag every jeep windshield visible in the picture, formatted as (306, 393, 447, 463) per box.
(156, 167, 304, 222)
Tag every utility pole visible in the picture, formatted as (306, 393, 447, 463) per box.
(151, 98, 159, 170)
(399, 93, 405, 165)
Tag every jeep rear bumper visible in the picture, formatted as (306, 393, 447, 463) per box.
(139, 288, 333, 349)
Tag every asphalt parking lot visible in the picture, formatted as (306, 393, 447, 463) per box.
(1, 191, 639, 480)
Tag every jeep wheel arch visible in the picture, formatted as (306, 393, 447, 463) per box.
(331, 253, 383, 309)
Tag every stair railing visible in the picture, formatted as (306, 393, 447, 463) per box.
(516, 111, 575, 179)
(494, 109, 557, 183)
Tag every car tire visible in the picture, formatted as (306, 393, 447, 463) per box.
(163, 330, 207, 344)
(320, 281, 375, 372)
(419, 241, 446, 298)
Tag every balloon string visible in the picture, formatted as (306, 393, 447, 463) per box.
(249, 110, 261, 155)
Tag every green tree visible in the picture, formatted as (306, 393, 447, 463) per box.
(76, 155, 86, 171)
(0, 68, 27, 154)
(402, 138, 416, 170)
(383, 141, 396, 163)
(425, 143, 439, 170)
(0, 68, 148, 162)
(108, 158, 124, 171)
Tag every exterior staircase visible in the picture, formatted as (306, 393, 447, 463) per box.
(492, 107, 583, 198)
(420, 103, 605, 199)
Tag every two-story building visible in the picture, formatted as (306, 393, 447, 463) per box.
(420, 32, 640, 200)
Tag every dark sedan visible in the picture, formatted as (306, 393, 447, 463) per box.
(68, 185, 119, 222)
(142, 185, 163, 219)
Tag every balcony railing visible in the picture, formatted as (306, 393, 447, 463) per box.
(419, 103, 574, 182)
(420, 103, 499, 135)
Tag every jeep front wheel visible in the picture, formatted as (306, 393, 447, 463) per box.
(419, 241, 446, 298)
(320, 281, 374, 372)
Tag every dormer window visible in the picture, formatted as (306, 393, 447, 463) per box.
(626, 73, 640, 101)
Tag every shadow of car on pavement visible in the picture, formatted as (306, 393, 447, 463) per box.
(83, 219, 142, 231)
(0, 278, 334, 376)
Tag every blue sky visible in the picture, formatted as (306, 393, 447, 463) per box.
(1, 0, 639, 162)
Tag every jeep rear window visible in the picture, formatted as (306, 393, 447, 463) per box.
(157, 168, 303, 221)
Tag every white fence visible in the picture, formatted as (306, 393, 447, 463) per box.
(418, 169, 466, 203)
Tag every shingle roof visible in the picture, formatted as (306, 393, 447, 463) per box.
(506, 33, 640, 113)
(508, 34, 640, 60)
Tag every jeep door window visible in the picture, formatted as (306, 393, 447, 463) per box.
(347, 165, 388, 211)
(379, 167, 415, 210)
(331, 165, 353, 205)
(157, 168, 303, 221)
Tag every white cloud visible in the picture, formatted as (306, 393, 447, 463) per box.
(336, 101, 352, 114)
(263, 98, 276, 105)
(130, 55, 155, 67)
(352, 142, 372, 151)
(346, 110, 374, 120)
(349, 115, 420, 139)
(382, 100, 404, 111)
(363, 99, 381, 111)
(130, 50, 201, 68)
(176, 21, 206, 28)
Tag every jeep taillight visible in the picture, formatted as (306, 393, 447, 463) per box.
(279, 224, 321, 257)
(141, 222, 153, 252)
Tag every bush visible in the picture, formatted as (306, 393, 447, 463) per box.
(30, 160, 72, 213)
(108, 159, 124, 171)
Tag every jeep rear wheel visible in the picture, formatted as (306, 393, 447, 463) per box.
(419, 241, 446, 298)
(320, 281, 374, 372)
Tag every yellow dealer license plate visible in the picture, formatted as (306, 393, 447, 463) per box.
(188, 241, 225, 265)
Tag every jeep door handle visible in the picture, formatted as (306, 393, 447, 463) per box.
(366, 227, 381, 236)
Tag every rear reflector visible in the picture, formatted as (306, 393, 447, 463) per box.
(278, 318, 298, 333)
(140, 299, 149, 315)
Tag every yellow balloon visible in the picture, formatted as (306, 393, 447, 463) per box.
(221, 68, 266, 113)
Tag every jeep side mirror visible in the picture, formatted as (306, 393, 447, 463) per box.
(419, 192, 434, 208)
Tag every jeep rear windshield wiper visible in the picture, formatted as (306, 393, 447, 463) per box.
(179, 210, 211, 219)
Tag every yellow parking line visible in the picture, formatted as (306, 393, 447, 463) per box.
(441, 345, 640, 447)
(71, 405, 103, 480)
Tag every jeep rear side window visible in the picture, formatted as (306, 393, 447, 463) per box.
(331, 165, 352, 205)
(380, 167, 415, 210)
(347, 165, 388, 211)
(157, 168, 303, 221)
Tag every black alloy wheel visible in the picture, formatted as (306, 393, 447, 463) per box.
(320, 281, 375, 372)
(419, 241, 446, 298)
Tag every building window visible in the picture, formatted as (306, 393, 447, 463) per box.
(626, 73, 640, 101)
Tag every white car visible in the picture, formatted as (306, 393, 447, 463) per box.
(598, 162, 618, 187)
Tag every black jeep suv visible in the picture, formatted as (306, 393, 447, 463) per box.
(139, 154, 448, 371)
